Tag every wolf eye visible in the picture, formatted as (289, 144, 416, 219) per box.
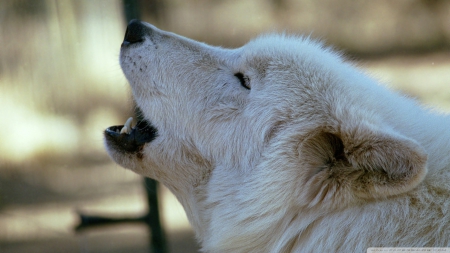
(234, 72, 250, 90)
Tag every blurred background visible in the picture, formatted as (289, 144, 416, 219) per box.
(1, 0, 450, 252)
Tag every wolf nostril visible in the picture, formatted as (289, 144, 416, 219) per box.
(123, 19, 148, 45)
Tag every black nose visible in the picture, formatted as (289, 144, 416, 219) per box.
(123, 19, 150, 45)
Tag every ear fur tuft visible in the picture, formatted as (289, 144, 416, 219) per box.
(298, 126, 428, 207)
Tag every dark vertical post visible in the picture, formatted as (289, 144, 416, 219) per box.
(145, 177, 167, 253)
(123, 0, 141, 22)
(122, 2, 168, 253)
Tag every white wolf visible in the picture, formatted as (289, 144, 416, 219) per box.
(104, 20, 450, 252)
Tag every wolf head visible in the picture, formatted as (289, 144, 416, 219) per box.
(104, 21, 427, 245)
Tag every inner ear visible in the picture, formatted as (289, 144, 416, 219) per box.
(300, 132, 356, 207)
(302, 132, 349, 182)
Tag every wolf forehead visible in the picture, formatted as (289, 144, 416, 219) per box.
(120, 20, 345, 81)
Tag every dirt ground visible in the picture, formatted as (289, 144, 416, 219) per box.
(0, 156, 199, 253)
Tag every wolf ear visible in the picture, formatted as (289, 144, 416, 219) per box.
(297, 124, 427, 207)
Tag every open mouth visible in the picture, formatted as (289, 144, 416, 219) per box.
(104, 117, 158, 153)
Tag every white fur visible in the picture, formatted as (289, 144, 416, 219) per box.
(106, 22, 450, 252)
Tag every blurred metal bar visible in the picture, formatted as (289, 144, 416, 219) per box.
(144, 177, 167, 253)
(123, 0, 141, 22)
(75, 212, 147, 230)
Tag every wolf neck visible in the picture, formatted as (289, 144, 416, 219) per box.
(164, 182, 210, 242)
(388, 102, 450, 171)
(418, 113, 450, 170)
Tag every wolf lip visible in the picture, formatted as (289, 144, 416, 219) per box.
(104, 120, 157, 153)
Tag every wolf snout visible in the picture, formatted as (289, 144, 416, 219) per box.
(122, 19, 152, 46)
